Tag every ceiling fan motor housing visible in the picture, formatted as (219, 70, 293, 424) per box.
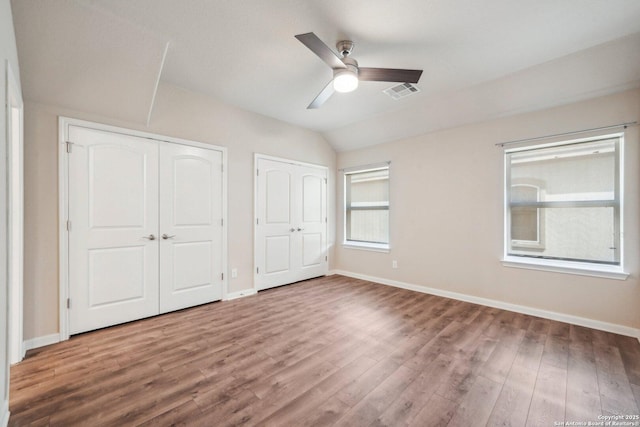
(336, 40, 355, 57)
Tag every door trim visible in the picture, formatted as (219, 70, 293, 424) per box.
(59, 117, 228, 341)
(7, 61, 24, 365)
(253, 153, 328, 293)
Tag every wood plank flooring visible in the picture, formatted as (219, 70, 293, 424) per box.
(9, 275, 640, 426)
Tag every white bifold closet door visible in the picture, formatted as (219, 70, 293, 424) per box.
(68, 126, 223, 335)
(255, 157, 328, 291)
(159, 143, 223, 313)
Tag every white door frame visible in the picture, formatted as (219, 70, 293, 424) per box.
(7, 62, 24, 364)
(59, 117, 228, 341)
(253, 153, 328, 292)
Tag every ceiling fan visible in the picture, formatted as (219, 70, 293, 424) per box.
(295, 32, 423, 109)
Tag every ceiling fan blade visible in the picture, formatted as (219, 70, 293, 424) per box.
(295, 32, 347, 70)
(307, 80, 335, 109)
(358, 68, 423, 83)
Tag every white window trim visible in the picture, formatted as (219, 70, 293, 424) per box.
(342, 162, 391, 252)
(501, 256, 628, 280)
(502, 132, 627, 279)
(343, 241, 391, 253)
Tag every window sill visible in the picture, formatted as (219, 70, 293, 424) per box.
(343, 241, 390, 253)
(501, 256, 628, 280)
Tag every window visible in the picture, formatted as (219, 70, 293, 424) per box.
(504, 135, 624, 276)
(344, 164, 390, 250)
(510, 183, 545, 250)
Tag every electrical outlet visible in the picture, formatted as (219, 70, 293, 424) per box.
(392, 260, 398, 269)
(231, 268, 238, 278)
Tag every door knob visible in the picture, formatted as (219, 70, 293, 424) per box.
(162, 234, 176, 240)
(290, 228, 296, 232)
(143, 234, 156, 240)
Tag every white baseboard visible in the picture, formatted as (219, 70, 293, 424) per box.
(9, 342, 26, 365)
(23, 333, 61, 353)
(20, 291, 253, 353)
(17, 274, 640, 356)
(1, 399, 9, 427)
(224, 289, 257, 301)
(330, 270, 640, 339)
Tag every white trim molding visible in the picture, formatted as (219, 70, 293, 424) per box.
(342, 243, 390, 253)
(23, 333, 62, 354)
(502, 257, 628, 280)
(223, 289, 257, 301)
(330, 270, 640, 339)
(1, 399, 9, 427)
(6, 60, 24, 366)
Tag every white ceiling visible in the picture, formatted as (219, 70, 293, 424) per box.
(11, 0, 640, 151)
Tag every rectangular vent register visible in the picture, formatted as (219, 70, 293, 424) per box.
(383, 82, 420, 100)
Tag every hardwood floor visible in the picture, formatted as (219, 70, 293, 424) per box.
(9, 275, 640, 426)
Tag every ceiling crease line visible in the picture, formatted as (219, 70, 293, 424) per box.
(146, 41, 170, 127)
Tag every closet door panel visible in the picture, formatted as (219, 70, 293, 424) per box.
(302, 174, 323, 223)
(265, 169, 291, 224)
(159, 144, 223, 313)
(302, 233, 323, 267)
(265, 235, 291, 274)
(255, 159, 297, 290)
(296, 166, 327, 279)
(255, 158, 327, 290)
(68, 126, 159, 335)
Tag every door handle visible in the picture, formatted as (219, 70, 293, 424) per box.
(162, 234, 176, 240)
(143, 234, 156, 241)
(297, 228, 304, 232)
(290, 228, 296, 232)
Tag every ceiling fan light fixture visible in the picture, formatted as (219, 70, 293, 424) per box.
(295, 32, 423, 108)
(333, 69, 358, 93)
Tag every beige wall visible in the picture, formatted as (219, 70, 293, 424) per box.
(336, 89, 640, 330)
(23, 81, 336, 340)
(1, 0, 21, 419)
(21, 77, 640, 341)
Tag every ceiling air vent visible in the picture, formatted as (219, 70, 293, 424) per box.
(383, 82, 420, 100)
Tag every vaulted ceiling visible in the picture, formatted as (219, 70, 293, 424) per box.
(11, 0, 640, 151)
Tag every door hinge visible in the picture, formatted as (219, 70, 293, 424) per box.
(66, 220, 72, 231)
(324, 178, 327, 184)
(221, 273, 224, 280)
(256, 218, 259, 225)
(256, 267, 259, 274)
(325, 255, 328, 261)
(256, 169, 259, 176)
(65, 141, 74, 153)
(221, 218, 224, 226)
(67, 298, 71, 309)
(221, 164, 224, 173)
(325, 217, 327, 223)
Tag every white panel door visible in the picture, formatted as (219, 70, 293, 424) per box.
(68, 126, 159, 334)
(297, 166, 327, 280)
(255, 157, 327, 291)
(159, 144, 224, 312)
(256, 159, 297, 290)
